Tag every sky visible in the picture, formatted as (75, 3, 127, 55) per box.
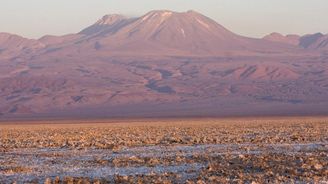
(0, 0, 327, 39)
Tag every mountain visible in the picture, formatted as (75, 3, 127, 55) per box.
(65, 10, 296, 56)
(263, 33, 300, 46)
(0, 10, 328, 118)
(0, 10, 311, 59)
(263, 32, 328, 50)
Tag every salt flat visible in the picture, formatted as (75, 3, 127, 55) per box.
(0, 118, 327, 183)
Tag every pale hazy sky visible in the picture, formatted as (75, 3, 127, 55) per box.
(0, 0, 327, 39)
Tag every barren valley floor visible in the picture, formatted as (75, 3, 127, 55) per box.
(0, 118, 327, 183)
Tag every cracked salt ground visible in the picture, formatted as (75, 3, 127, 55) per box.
(1, 142, 327, 183)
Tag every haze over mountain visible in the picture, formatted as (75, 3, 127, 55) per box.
(0, 10, 328, 118)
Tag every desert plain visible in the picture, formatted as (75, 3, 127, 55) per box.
(0, 117, 327, 183)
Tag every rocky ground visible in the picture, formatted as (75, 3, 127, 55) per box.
(0, 118, 327, 183)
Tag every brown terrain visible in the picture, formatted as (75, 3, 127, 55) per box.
(0, 118, 327, 183)
(0, 10, 328, 118)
